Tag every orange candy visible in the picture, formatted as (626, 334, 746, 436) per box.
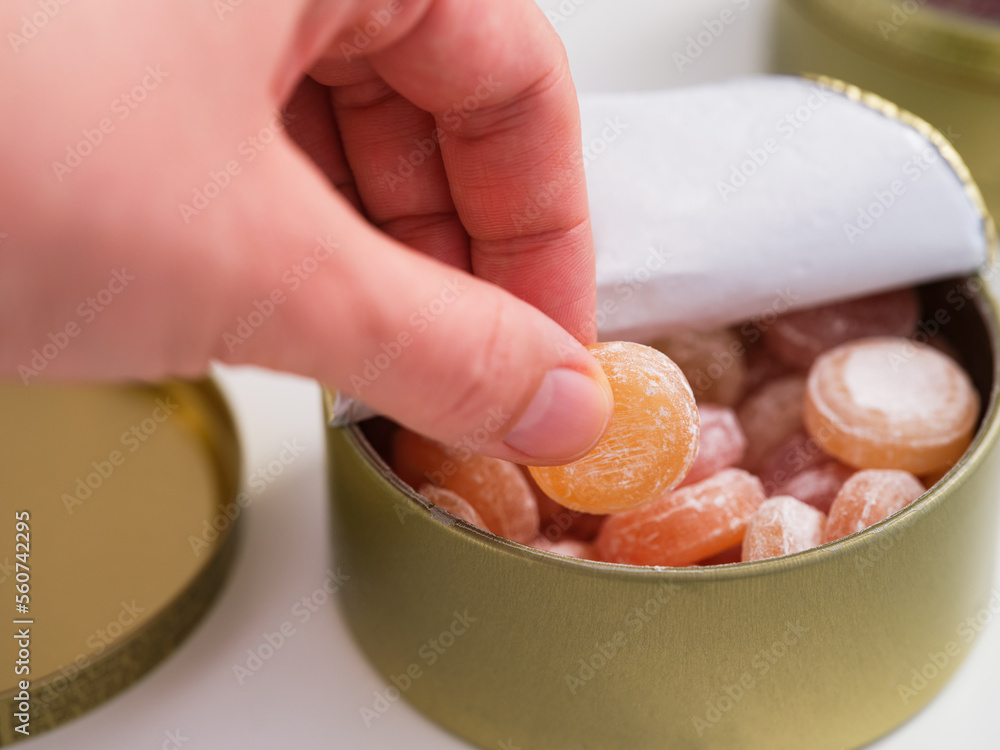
(523, 468, 605, 542)
(741, 496, 827, 562)
(393, 430, 539, 543)
(651, 327, 747, 406)
(764, 287, 919, 369)
(418, 484, 489, 531)
(824, 469, 924, 542)
(804, 338, 980, 475)
(595, 469, 766, 567)
(529, 342, 700, 514)
(737, 374, 806, 471)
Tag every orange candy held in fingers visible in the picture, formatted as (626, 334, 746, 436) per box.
(595, 469, 766, 566)
(804, 338, 980, 475)
(824, 469, 924, 542)
(741, 496, 827, 562)
(393, 430, 539, 543)
(529, 342, 700, 514)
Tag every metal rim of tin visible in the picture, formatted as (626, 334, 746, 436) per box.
(0, 379, 242, 744)
(786, 0, 1000, 90)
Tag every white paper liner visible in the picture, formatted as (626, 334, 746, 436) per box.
(584, 75, 990, 342)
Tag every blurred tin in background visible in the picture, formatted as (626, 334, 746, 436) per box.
(773, 0, 1000, 220)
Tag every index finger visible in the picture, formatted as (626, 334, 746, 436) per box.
(339, 0, 596, 343)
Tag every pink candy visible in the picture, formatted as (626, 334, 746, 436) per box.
(738, 375, 807, 472)
(763, 287, 920, 369)
(680, 405, 748, 487)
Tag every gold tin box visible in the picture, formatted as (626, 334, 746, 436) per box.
(773, 0, 1000, 225)
(326, 273, 1000, 749)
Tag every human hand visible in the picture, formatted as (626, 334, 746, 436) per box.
(0, 0, 612, 463)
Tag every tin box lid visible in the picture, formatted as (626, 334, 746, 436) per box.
(0, 379, 241, 743)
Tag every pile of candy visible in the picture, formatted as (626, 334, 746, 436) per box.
(390, 287, 981, 566)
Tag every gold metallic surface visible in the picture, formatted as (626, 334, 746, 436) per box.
(328, 278, 1000, 749)
(775, 0, 1000, 234)
(0, 380, 241, 744)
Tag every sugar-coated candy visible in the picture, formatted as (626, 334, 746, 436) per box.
(741, 496, 827, 562)
(529, 342, 700, 514)
(595, 469, 766, 567)
(680, 404, 747, 487)
(804, 338, 979, 475)
(651, 328, 746, 406)
(393, 430, 539, 543)
(757, 431, 828, 494)
(418, 484, 489, 531)
(824, 469, 924, 542)
(529, 536, 596, 560)
(737, 375, 806, 471)
(780, 462, 854, 515)
(764, 287, 919, 369)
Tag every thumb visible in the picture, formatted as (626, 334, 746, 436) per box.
(214, 142, 613, 465)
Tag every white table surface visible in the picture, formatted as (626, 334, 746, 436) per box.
(31, 1, 1000, 748)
